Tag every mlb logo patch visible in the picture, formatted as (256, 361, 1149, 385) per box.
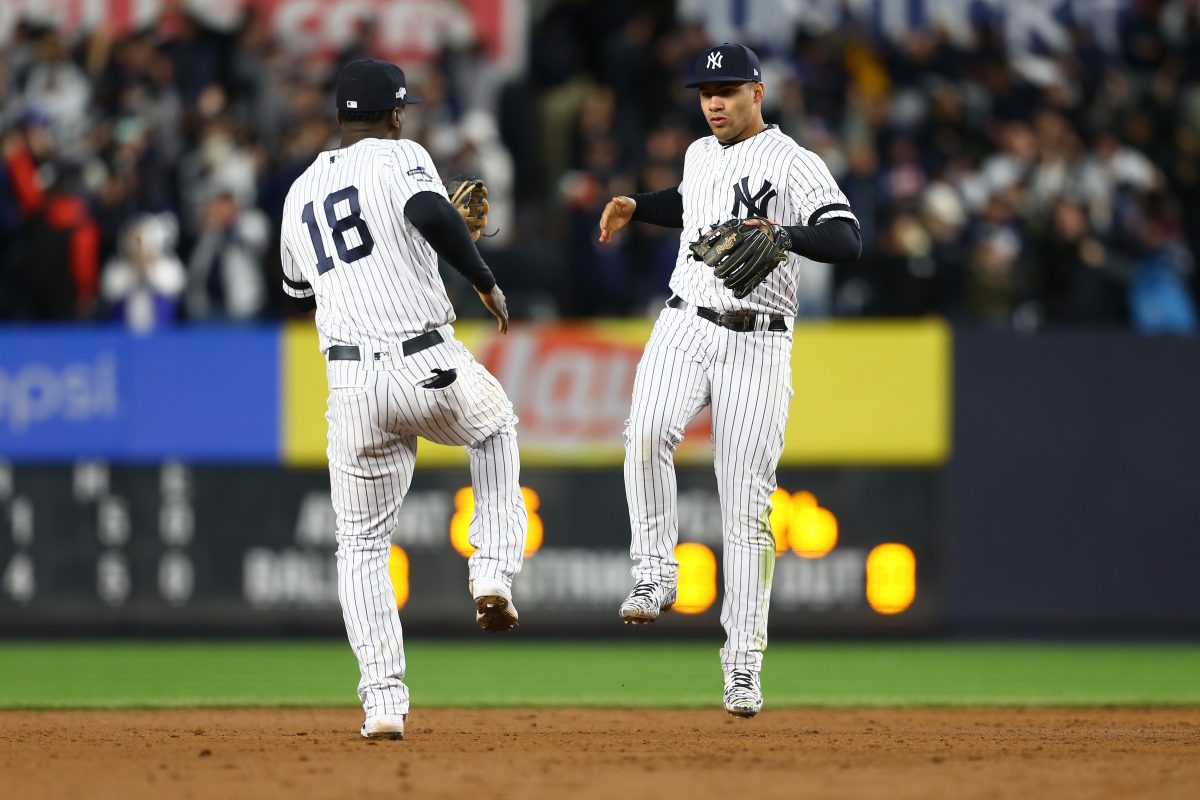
(346, 100, 358, 108)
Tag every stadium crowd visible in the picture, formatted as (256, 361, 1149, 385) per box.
(1, 0, 1197, 333)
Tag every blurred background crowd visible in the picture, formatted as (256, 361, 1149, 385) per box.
(1, 0, 1198, 333)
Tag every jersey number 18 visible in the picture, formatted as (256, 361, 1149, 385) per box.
(301, 186, 376, 275)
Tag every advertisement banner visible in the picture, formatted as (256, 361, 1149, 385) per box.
(0, 327, 279, 462)
(282, 318, 951, 468)
(0, 319, 948, 465)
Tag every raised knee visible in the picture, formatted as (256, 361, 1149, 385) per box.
(624, 416, 682, 462)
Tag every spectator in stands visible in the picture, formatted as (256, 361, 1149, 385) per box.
(1127, 189, 1198, 334)
(100, 213, 186, 332)
(157, 10, 228, 108)
(964, 189, 1029, 328)
(1032, 199, 1124, 326)
(17, 28, 91, 155)
(178, 118, 259, 236)
(184, 188, 268, 321)
(2, 120, 98, 320)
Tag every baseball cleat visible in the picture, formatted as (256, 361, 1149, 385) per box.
(619, 581, 677, 624)
(475, 595, 519, 632)
(723, 670, 763, 718)
(361, 713, 407, 740)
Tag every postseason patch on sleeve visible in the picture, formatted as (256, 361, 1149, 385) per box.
(406, 166, 434, 182)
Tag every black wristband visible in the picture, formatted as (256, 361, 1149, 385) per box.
(774, 224, 792, 252)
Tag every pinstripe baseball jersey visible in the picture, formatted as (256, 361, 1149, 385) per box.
(280, 138, 454, 352)
(671, 126, 857, 316)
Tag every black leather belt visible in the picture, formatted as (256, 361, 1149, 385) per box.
(327, 330, 444, 361)
(667, 295, 788, 333)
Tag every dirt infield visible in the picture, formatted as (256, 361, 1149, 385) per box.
(1, 708, 1196, 800)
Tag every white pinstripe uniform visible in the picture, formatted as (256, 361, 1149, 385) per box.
(625, 126, 856, 673)
(280, 138, 527, 719)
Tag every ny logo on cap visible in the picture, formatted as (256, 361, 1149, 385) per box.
(707, 51, 723, 69)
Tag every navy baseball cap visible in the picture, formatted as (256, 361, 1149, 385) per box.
(335, 59, 422, 112)
(683, 43, 762, 88)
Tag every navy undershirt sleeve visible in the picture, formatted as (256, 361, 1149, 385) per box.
(290, 294, 317, 312)
(404, 191, 497, 292)
(629, 188, 685, 228)
(781, 218, 861, 263)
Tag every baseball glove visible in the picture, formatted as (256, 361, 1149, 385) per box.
(689, 218, 789, 299)
(445, 177, 490, 242)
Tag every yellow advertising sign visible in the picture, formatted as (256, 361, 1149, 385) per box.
(787, 319, 951, 464)
(281, 317, 950, 467)
(280, 323, 326, 467)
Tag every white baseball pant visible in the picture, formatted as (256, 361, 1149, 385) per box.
(624, 306, 793, 673)
(325, 324, 527, 717)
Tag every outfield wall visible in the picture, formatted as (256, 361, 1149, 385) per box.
(0, 320, 943, 634)
(1, 322, 1197, 635)
(947, 331, 1200, 634)
(0, 463, 938, 634)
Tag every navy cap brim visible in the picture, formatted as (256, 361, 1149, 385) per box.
(683, 76, 756, 88)
(403, 94, 422, 104)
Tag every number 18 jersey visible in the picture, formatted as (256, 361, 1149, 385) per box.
(280, 138, 455, 352)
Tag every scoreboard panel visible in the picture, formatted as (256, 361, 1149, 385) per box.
(0, 461, 940, 634)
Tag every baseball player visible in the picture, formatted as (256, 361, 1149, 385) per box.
(598, 43, 861, 717)
(280, 60, 528, 740)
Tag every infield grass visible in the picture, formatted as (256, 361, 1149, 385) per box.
(0, 640, 1197, 709)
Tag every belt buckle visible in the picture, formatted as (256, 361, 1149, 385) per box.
(718, 311, 755, 332)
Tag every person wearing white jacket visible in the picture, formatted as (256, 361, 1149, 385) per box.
(100, 214, 187, 332)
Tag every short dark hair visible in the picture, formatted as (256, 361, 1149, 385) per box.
(339, 107, 392, 124)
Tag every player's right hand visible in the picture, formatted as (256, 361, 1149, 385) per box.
(598, 196, 636, 243)
(477, 284, 509, 334)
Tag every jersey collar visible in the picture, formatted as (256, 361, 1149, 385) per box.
(718, 123, 776, 149)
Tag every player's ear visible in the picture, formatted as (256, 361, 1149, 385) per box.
(754, 82, 765, 103)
